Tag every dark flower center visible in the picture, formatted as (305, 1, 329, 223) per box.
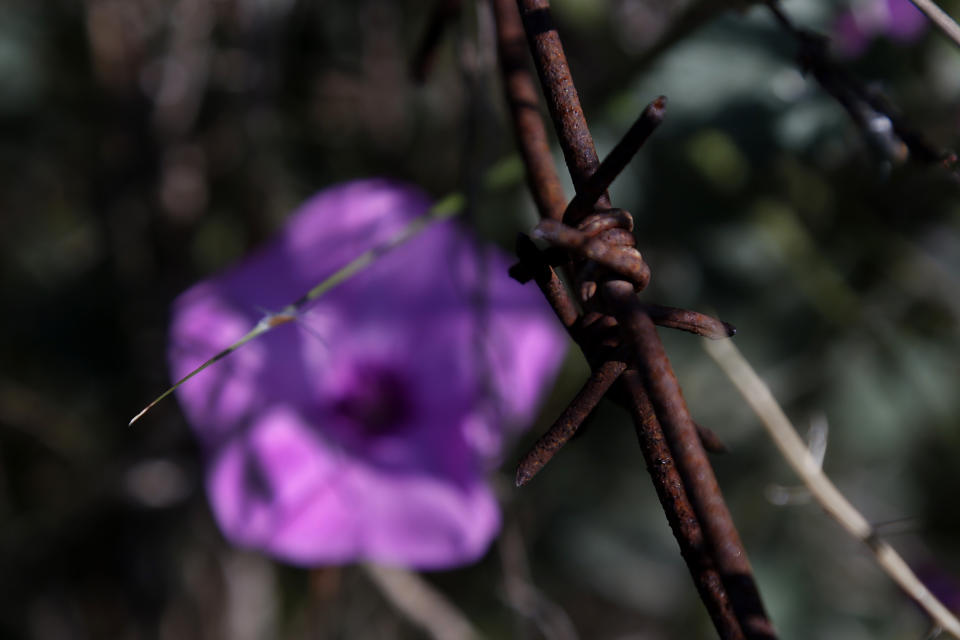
(333, 366, 414, 435)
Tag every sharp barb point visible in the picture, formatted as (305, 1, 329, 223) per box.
(649, 96, 667, 118)
(515, 466, 533, 487)
(515, 448, 547, 487)
(696, 422, 729, 454)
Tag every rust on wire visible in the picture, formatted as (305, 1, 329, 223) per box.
(564, 97, 667, 225)
(574, 310, 620, 350)
(604, 280, 776, 640)
(516, 359, 627, 486)
(638, 302, 737, 340)
(622, 370, 745, 640)
(516, 0, 610, 206)
(512, 233, 579, 328)
(696, 422, 729, 454)
(534, 219, 651, 291)
(577, 208, 634, 236)
(493, 0, 568, 220)
(492, 0, 777, 636)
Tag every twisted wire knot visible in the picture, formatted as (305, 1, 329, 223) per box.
(533, 207, 649, 300)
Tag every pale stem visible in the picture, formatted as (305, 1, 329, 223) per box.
(909, 0, 960, 50)
(362, 564, 481, 640)
(704, 337, 960, 639)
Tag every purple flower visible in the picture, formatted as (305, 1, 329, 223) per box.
(832, 0, 927, 58)
(168, 179, 566, 569)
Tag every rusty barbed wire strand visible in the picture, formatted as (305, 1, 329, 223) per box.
(491, 0, 742, 632)
(622, 370, 745, 640)
(566, 313, 729, 454)
(515, 0, 611, 208)
(604, 280, 776, 639)
(494, 0, 581, 333)
(574, 298, 737, 344)
(493, 0, 779, 636)
(508, 0, 777, 636)
(494, 0, 568, 220)
(516, 359, 628, 486)
(511, 232, 579, 328)
(517, 358, 728, 483)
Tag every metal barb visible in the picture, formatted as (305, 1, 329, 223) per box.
(697, 422, 729, 454)
(564, 97, 668, 225)
(516, 359, 627, 486)
(513, 233, 579, 328)
(639, 302, 737, 340)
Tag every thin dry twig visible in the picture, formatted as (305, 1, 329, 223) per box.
(907, 0, 960, 50)
(363, 564, 481, 640)
(764, 0, 959, 177)
(704, 337, 960, 639)
(128, 192, 467, 426)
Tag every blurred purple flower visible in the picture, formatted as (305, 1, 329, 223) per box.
(833, 0, 927, 58)
(168, 179, 566, 569)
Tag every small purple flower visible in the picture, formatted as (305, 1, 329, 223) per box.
(832, 0, 927, 58)
(168, 179, 566, 569)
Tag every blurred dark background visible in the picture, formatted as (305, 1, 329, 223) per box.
(2, 0, 960, 638)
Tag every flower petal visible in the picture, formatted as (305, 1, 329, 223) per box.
(170, 178, 566, 568)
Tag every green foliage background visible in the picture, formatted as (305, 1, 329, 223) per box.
(2, 0, 960, 637)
